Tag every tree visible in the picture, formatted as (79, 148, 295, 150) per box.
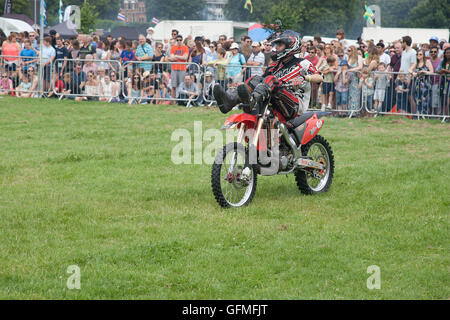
(0, 0, 31, 16)
(406, 0, 450, 29)
(224, 0, 277, 22)
(146, 0, 206, 20)
(265, 0, 363, 38)
(372, 0, 421, 28)
(79, 0, 99, 34)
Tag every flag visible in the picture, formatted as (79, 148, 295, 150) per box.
(4, 0, 12, 14)
(59, 0, 64, 23)
(152, 17, 159, 25)
(244, 0, 253, 13)
(363, 5, 374, 25)
(42, 0, 48, 27)
(244, 0, 253, 14)
(117, 12, 126, 22)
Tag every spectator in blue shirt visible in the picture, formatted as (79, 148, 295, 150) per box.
(120, 41, 135, 78)
(135, 34, 154, 73)
(20, 40, 38, 73)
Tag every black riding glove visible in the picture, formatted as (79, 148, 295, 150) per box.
(252, 83, 271, 104)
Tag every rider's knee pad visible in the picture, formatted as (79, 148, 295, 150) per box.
(245, 75, 264, 90)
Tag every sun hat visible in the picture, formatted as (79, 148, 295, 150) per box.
(251, 41, 260, 47)
(230, 42, 239, 50)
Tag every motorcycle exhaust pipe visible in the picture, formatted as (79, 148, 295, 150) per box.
(279, 123, 301, 159)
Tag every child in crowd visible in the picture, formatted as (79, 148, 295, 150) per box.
(319, 56, 336, 110)
(48, 74, 65, 98)
(142, 71, 161, 104)
(120, 41, 135, 79)
(373, 62, 389, 112)
(160, 72, 172, 103)
(334, 59, 352, 112)
(61, 73, 73, 100)
(395, 73, 410, 113)
(16, 74, 32, 98)
(358, 67, 374, 112)
(0, 72, 14, 95)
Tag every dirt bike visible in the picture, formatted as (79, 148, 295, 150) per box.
(211, 83, 334, 208)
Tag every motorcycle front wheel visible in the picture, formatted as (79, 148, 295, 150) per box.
(211, 142, 257, 208)
(295, 135, 334, 194)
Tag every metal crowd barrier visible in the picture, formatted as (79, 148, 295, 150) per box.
(202, 64, 275, 105)
(1, 53, 449, 123)
(52, 58, 123, 101)
(306, 69, 364, 118)
(359, 70, 449, 122)
(123, 61, 202, 106)
(0, 55, 45, 97)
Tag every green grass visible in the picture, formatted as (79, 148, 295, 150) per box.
(0, 96, 449, 299)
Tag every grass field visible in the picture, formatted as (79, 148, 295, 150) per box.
(0, 96, 449, 299)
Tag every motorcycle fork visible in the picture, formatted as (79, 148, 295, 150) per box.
(252, 118, 264, 148)
(237, 124, 245, 144)
(228, 124, 246, 176)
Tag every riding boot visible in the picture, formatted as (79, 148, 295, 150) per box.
(237, 84, 253, 113)
(213, 84, 240, 114)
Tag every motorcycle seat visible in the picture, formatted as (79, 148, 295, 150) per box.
(287, 112, 314, 128)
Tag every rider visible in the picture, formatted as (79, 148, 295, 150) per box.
(213, 30, 323, 126)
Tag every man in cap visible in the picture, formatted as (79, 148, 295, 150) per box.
(246, 41, 265, 77)
(427, 36, 443, 58)
(146, 27, 155, 49)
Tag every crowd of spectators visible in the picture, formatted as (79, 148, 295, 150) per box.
(0, 27, 449, 117)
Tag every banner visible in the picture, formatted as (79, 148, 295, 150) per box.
(42, 0, 48, 27)
(59, 0, 64, 23)
(4, 0, 12, 14)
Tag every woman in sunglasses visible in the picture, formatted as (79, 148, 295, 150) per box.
(75, 71, 99, 101)
(127, 73, 143, 105)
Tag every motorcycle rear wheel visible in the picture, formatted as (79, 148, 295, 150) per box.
(295, 135, 334, 194)
(211, 142, 257, 208)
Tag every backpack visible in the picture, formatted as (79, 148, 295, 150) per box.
(238, 53, 246, 65)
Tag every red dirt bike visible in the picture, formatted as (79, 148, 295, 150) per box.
(211, 84, 334, 208)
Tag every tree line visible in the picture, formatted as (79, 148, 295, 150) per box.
(0, 0, 448, 39)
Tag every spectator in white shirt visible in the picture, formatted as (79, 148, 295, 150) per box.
(376, 42, 391, 66)
(400, 35, 417, 76)
(41, 36, 56, 92)
(246, 42, 265, 77)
